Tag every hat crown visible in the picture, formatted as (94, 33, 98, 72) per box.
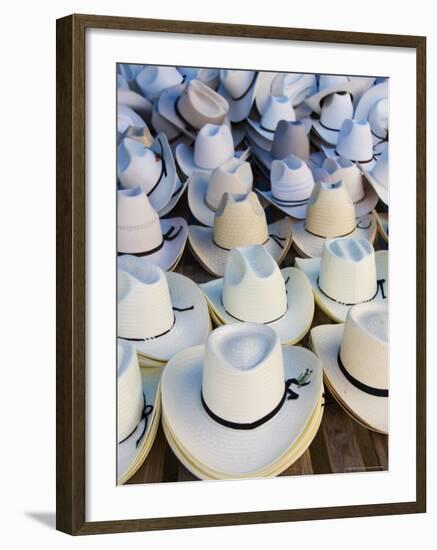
(178, 79, 229, 130)
(202, 324, 286, 424)
(220, 69, 256, 98)
(319, 238, 378, 304)
(118, 137, 163, 192)
(261, 95, 296, 131)
(368, 98, 388, 139)
(305, 181, 356, 238)
(117, 256, 174, 340)
(117, 188, 163, 254)
(206, 158, 253, 210)
(337, 119, 373, 162)
(213, 192, 269, 249)
(222, 246, 287, 323)
(322, 156, 365, 204)
(320, 92, 354, 130)
(193, 123, 234, 169)
(318, 74, 350, 92)
(271, 120, 310, 161)
(117, 339, 144, 443)
(272, 73, 316, 106)
(271, 154, 314, 202)
(136, 65, 183, 100)
(370, 147, 388, 189)
(340, 302, 388, 390)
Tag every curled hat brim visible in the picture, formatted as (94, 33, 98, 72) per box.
(362, 168, 389, 206)
(200, 267, 314, 345)
(117, 367, 163, 484)
(291, 212, 377, 259)
(188, 218, 292, 277)
(295, 249, 388, 323)
(354, 82, 389, 122)
(118, 271, 211, 362)
(158, 176, 189, 217)
(310, 324, 388, 433)
(175, 142, 245, 178)
(256, 189, 310, 220)
(187, 172, 217, 227)
(161, 344, 322, 477)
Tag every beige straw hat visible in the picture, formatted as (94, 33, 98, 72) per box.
(117, 255, 211, 362)
(117, 339, 163, 484)
(321, 156, 379, 217)
(218, 69, 258, 122)
(188, 192, 292, 276)
(295, 237, 388, 322)
(291, 180, 377, 258)
(117, 187, 187, 271)
(188, 157, 253, 227)
(310, 302, 388, 433)
(158, 79, 230, 137)
(201, 245, 314, 345)
(161, 323, 323, 477)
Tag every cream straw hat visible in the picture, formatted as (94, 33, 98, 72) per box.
(117, 339, 162, 483)
(161, 323, 322, 477)
(175, 123, 238, 177)
(158, 79, 229, 137)
(295, 237, 388, 322)
(362, 147, 389, 205)
(321, 156, 379, 216)
(218, 70, 258, 122)
(310, 302, 388, 433)
(117, 255, 211, 362)
(291, 180, 377, 258)
(188, 192, 292, 276)
(117, 187, 187, 271)
(312, 92, 354, 145)
(257, 154, 315, 219)
(136, 65, 183, 100)
(200, 245, 314, 345)
(117, 133, 179, 215)
(188, 157, 253, 227)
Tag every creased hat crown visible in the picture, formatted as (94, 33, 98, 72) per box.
(193, 123, 234, 169)
(118, 137, 163, 193)
(322, 156, 365, 204)
(136, 66, 183, 100)
(337, 119, 373, 162)
(205, 158, 253, 210)
(260, 95, 296, 132)
(220, 69, 257, 98)
(178, 79, 229, 129)
(319, 92, 353, 130)
(271, 120, 310, 161)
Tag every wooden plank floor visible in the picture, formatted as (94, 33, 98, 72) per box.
(126, 176, 389, 485)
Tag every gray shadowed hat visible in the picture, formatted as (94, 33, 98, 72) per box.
(271, 120, 310, 162)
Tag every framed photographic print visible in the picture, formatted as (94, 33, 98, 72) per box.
(56, 14, 426, 535)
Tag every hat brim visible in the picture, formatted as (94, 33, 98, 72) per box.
(321, 145, 377, 172)
(157, 84, 196, 139)
(247, 117, 312, 143)
(175, 142, 245, 178)
(256, 189, 310, 219)
(255, 72, 278, 114)
(122, 217, 188, 272)
(161, 344, 323, 476)
(117, 367, 163, 484)
(291, 213, 377, 259)
(200, 267, 314, 345)
(161, 393, 324, 480)
(354, 82, 389, 122)
(312, 120, 342, 146)
(375, 211, 389, 242)
(310, 324, 388, 433)
(158, 176, 188, 217)
(188, 218, 292, 277)
(362, 169, 389, 206)
(187, 172, 216, 227)
(218, 77, 258, 123)
(119, 271, 211, 362)
(295, 249, 388, 323)
(305, 82, 357, 114)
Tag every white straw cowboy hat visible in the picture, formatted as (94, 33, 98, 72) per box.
(177, 67, 220, 89)
(136, 65, 183, 101)
(355, 81, 389, 148)
(158, 79, 230, 137)
(218, 69, 258, 122)
(117, 133, 179, 215)
(257, 154, 315, 219)
(117, 339, 162, 483)
(188, 192, 292, 276)
(310, 301, 388, 433)
(291, 180, 377, 258)
(305, 75, 358, 114)
(117, 88, 153, 124)
(117, 187, 187, 271)
(295, 237, 388, 323)
(362, 147, 389, 205)
(322, 119, 376, 169)
(312, 92, 354, 145)
(321, 156, 379, 217)
(200, 245, 314, 345)
(248, 95, 298, 142)
(251, 120, 310, 172)
(188, 157, 253, 227)
(161, 323, 322, 477)
(271, 73, 318, 107)
(175, 123, 240, 178)
(117, 255, 211, 362)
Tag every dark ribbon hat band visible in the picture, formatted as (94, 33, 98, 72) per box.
(120, 306, 194, 342)
(201, 369, 313, 430)
(212, 232, 286, 251)
(317, 277, 386, 306)
(334, 149, 375, 164)
(337, 352, 389, 397)
(228, 73, 258, 101)
(118, 392, 154, 448)
(118, 225, 183, 258)
(146, 139, 168, 198)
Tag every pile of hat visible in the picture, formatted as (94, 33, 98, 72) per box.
(116, 64, 389, 483)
